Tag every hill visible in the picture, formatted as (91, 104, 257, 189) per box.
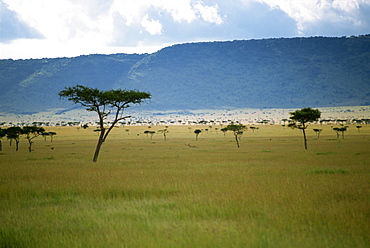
(1, 35, 370, 114)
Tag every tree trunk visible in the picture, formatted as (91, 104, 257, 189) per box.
(28, 140, 33, 152)
(92, 130, 105, 162)
(0, 140, 2, 151)
(302, 129, 308, 150)
(235, 134, 240, 148)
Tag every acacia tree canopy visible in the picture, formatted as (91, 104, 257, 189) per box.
(58, 85, 151, 162)
(22, 126, 45, 152)
(289, 107, 321, 128)
(288, 107, 321, 149)
(225, 124, 247, 148)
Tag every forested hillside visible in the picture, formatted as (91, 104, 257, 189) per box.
(1, 35, 370, 114)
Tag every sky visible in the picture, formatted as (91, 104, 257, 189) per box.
(1, 0, 370, 59)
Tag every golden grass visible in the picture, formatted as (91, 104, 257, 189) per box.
(0, 124, 369, 247)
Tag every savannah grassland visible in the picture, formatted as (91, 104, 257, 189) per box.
(0, 124, 369, 248)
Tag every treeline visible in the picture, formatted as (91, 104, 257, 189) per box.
(1, 117, 369, 128)
(0, 127, 55, 152)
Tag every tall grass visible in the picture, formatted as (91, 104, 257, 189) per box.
(0, 125, 369, 247)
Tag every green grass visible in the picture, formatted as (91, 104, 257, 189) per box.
(0, 124, 369, 247)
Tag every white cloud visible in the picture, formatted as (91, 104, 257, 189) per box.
(150, 0, 197, 23)
(258, 0, 370, 34)
(141, 14, 163, 35)
(2, 0, 113, 43)
(0, 0, 369, 59)
(193, 1, 223, 24)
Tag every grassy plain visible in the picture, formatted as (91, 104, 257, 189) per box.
(1, 124, 369, 247)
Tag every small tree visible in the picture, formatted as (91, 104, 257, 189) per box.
(144, 130, 155, 140)
(59, 85, 151, 162)
(6, 127, 22, 151)
(158, 129, 169, 140)
(288, 107, 321, 149)
(313, 129, 323, 138)
(148, 131, 155, 140)
(356, 126, 362, 132)
(333, 127, 347, 139)
(220, 127, 228, 136)
(42, 132, 50, 141)
(48, 132, 57, 142)
(194, 129, 202, 141)
(225, 124, 247, 148)
(250, 126, 259, 133)
(22, 126, 45, 152)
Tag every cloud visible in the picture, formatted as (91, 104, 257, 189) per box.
(0, 1, 43, 42)
(141, 14, 163, 35)
(0, 0, 369, 59)
(193, 1, 223, 24)
(258, 0, 370, 36)
(109, 0, 226, 46)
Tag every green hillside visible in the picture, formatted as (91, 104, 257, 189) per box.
(1, 35, 369, 114)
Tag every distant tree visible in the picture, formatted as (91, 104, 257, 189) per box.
(333, 127, 347, 139)
(220, 127, 228, 136)
(158, 129, 169, 140)
(313, 129, 323, 138)
(356, 126, 362, 132)
(225, 124, 247, 148)
(22, 126, 45, 152)
(194, 129, 202, 141)
(148, 131, 155, 140)
(288, 107, 321, 149)
(250, 126, 259, 133)
(42, 132, 50, 141)
(332, 127, 341, 139)
(6, 127, 22, 151)
(48, 132, 57, 142)
(144, 130, 155, 140)
(336, 119, 347, 125)
(59, 85, 151, 162)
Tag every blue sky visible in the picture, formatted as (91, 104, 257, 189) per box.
(1, 0, 369, 59)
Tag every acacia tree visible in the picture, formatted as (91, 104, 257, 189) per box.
(22, 126, 45, 152)
(194, 129, 202, 141)
(220, 127, 228, 136)
(333, 127, 347, 139)
(59, 85, 151, 162)
(48, 132, 57, 142)
(313, 128, 323, 138)
(6, 127, 22, 151)
(356, 126, 362, 132)
(288, 107, 321, 149)
(225, 124, 247, 148)
(158, 129, 169, 140)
